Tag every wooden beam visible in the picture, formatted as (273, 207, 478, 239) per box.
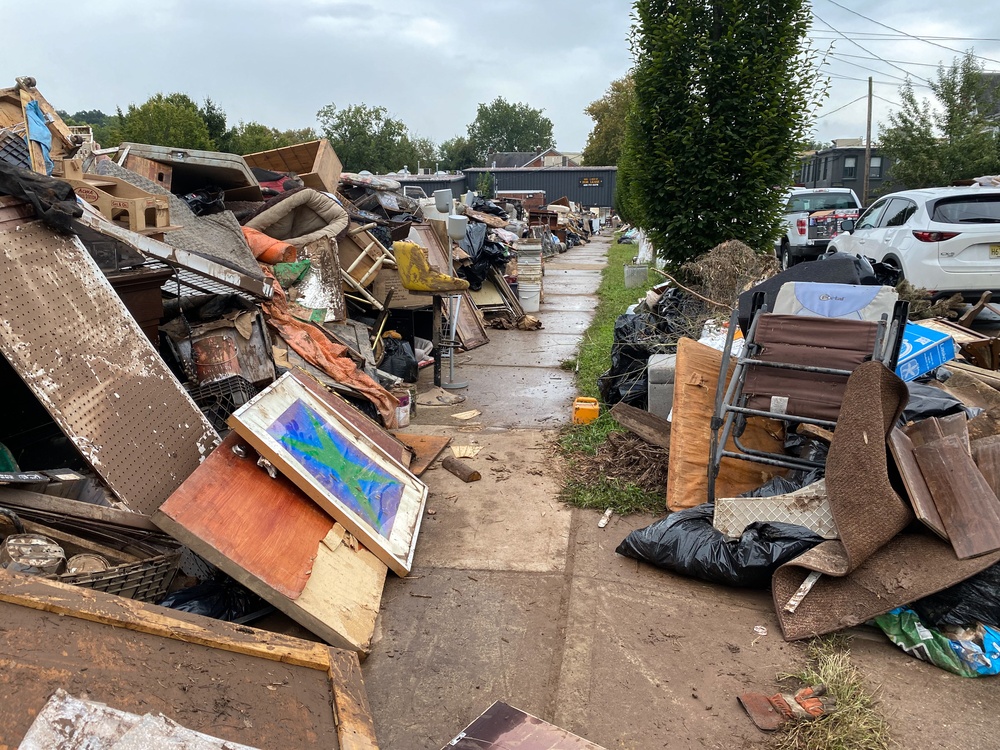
(610, 401, 671, 449)
(0, 570, 334, 670)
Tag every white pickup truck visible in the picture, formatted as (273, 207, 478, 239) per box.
(775, 187, 862, 268)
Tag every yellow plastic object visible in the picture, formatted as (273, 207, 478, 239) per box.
(572, 397, 600, 424)
(392, 241, 469, 293)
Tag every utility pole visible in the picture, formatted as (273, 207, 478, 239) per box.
(863, 76, 873, 206)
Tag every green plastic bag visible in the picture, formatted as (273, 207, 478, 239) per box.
(874, 607, 1000, 677)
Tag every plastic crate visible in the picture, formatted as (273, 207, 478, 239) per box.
(58, 548, 182, 603)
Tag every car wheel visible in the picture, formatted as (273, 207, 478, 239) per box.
(883, 256, 904, 284)
(780, 242, 794, 271)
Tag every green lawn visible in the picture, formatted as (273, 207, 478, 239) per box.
(558, 240, 664, 515)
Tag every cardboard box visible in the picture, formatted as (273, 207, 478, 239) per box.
(895, 321, 955, 382)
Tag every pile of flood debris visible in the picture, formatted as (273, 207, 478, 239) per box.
(0, 77, 603, 748)
(604, 234, 1000, 681)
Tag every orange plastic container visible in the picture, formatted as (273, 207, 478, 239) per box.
(572, 397, 600, 424)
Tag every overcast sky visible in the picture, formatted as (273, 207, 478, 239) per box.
(6, 1, 999, 154)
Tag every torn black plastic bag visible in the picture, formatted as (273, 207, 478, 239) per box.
(615, 504, 824, 588)
(597, 312, 660, 407)
(911, 562, 1000, 628)
(902, 380, 983, 423)
(380, 338, 418, 382)
(159, 575, 274, 624)
(457, 221, 510, 291)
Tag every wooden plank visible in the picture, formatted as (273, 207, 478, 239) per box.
(904, 413, 971, 454)
(228, 372, 427, 577)
(0, 570, 333, 669)
(329, 650, 381, 750)
(610, 401, 671, 449)
(154, 434, 386, 654)
(0, 571, 381, 749)
(0, 487, 160, 533)
(914, 434, 1000, 559)
(887, 428, 948, 539)
(972, 435, 1000, 499)
(392, 433, 451, 476)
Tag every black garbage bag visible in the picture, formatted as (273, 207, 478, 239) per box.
(381, 338, 418, 382)
(457, 222, 511, 291)
(472, 196, 509, 221)
(615, 503, 824, 588)
(0, 160, 82, 233)
(159, 575, 273, 623)
(902, 380, 983, 423)
(911, 562, 1000, 628)
(597, 312, 660, 407)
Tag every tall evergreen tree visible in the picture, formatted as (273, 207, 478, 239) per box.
(620, 0, 819, 264)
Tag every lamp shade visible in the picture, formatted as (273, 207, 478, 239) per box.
(433, 189, 452, 214)
(447, 214, 468, 241)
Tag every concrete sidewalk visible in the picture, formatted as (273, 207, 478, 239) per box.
(362, 234, 1000, 750)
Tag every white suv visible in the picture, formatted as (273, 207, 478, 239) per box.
(828, 186, 1000, 300)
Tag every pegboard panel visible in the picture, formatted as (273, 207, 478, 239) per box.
(0, 221, 220, 513)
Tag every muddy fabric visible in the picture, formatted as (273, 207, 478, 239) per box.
(0, 161, 81, 232)
(260, 266, 397, 428)
(772, 361, 999, 638)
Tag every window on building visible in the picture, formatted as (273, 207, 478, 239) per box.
(822, 158, 828, 180)
(843, 156, 857, 180)
(870, 156, 883, 179)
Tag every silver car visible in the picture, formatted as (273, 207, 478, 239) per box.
(829, 186, 1000, 300)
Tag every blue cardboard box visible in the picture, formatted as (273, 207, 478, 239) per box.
(895, 322, 955, 382)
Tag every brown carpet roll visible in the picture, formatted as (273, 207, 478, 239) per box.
(773, 361, 945, 639)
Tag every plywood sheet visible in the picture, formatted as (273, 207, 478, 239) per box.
(229, 372, 427, 576)
(155, 434, 386, 653)
(667, 338, 785, 510)
(915, 434, 1000, 559)
(0, 571, 378, 750)
(0, 220, 219, 513)
(972, 435, 1000, 500)
(393, 433, 452, 476)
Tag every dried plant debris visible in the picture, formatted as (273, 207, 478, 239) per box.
(680, 240, 780, 307)
(577, 431, 669, 495)
(895, 280, 964, 320)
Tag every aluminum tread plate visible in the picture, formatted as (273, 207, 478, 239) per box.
(713, 480, 838, 540)
(0, 220, 219, 513)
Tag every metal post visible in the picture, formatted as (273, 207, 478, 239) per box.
(864, 76, 873, 205)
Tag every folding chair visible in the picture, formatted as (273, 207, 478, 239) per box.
(707, 292, 908, 501)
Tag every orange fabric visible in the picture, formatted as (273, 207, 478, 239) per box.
(260, 266, 399, 428)
(242, 227, 297, 264)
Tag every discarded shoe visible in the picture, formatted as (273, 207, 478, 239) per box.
(393, 241, 469, 293)
(739, 683, 836, 731)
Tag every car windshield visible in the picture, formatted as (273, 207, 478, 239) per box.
(786, 194, 857, 212)
(931, 195, 1000, 224)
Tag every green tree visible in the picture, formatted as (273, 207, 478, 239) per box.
(199, 97, 230, 151)
(58, 108, 116, 147)
(317, 103, 427, 174)
(117, 93, 214, 150)
(466, 97, 555, 160)
(620, 0, 819, 265)
(438, 135, 479, 170)
(582, 76, 634, 166)
(879, 52, 1000, 189)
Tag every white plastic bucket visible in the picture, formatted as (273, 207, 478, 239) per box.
(624, 264, 649, 289)
(519, 282, 541, 313)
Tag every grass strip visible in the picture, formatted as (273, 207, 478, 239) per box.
(775, 638, 890, 750)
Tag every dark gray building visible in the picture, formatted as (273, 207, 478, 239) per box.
(797, 145, 891, 202)
(462, 167, 617, 209)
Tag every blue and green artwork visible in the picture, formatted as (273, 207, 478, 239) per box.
(267, 398, 402, 538)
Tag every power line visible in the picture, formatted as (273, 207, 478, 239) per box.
(816, 95, 868, 118)
(823, 54, 911, 83)
(813, 13, 934, 85)
(825, 73, 931, 88)
(811, 32, 1000, 42)
(822, 0, 1000, 66)
(873, 94, 904, 108)
(829, 51, 1000, 71)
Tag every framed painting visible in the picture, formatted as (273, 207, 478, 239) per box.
(228, 372, 427, 576)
